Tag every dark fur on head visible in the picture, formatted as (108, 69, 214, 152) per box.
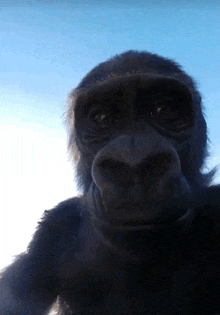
(65, 50, 212, 193)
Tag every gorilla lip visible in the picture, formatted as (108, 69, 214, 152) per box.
(109, 207, 191, 230)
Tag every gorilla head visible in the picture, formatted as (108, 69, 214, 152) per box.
(65, 50, 209, 233)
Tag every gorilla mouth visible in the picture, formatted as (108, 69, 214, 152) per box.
(110, 208, 192, 231)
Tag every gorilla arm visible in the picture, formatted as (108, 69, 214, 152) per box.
(0, 198, 82, 315)
(0, 254, 56, 315)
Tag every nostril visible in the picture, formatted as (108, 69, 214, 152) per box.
(137, 153, 174, 178)
(94, 153, 174, 186)
(97, 153, 174, 176)
(135, 153, 172, 170)
(99, 159, 128, 182)
(99, 159, 122, 169)
(145, 153, 173, 168)
(99, 153, 173, 170)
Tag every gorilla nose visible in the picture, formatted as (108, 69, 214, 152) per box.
(92, 134, 181, 191)
(93, 153, 173, 187)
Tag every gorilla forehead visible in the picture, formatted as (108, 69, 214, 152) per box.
(77, 50, 195, 91)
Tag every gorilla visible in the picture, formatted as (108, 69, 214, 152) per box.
(1, 50, 220, 314)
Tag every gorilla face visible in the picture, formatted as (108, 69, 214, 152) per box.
(74, 76, 196, 231)
(64, 51, 207, 234)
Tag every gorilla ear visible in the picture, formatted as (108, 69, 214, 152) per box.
(65, 89, 80, 165)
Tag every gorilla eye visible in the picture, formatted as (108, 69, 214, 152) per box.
(150, 102, 189, 128)
(90, 110, 118, 125)
(153, 105, 172, 116)
(94, 113, 106, 124)
(136, 83, 194, 130)
(151, 103, 175, 119)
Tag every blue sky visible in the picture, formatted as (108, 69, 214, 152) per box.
(1, 0, 220, 269)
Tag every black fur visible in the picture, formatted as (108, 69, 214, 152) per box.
(1, 51, 220, 314)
